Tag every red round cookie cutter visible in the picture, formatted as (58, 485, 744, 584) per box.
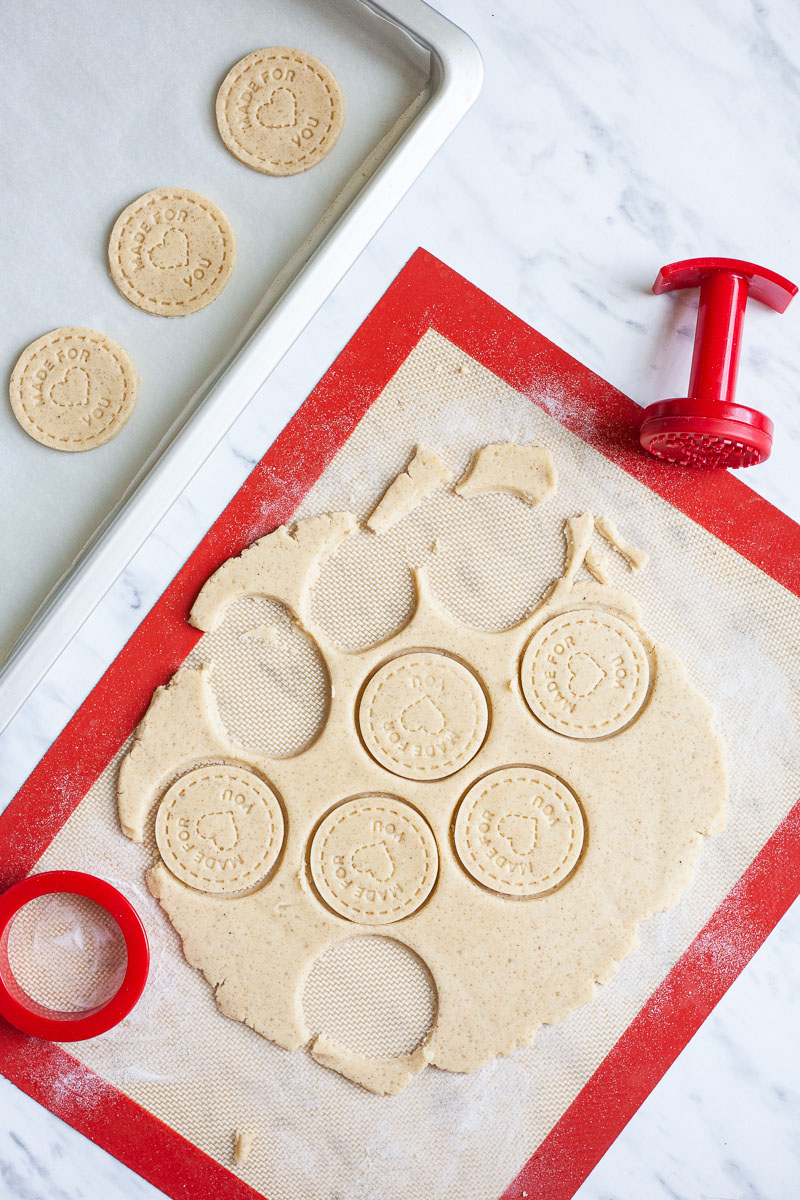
(640, 256, 797, 468)
(0, 871, 149, 1040)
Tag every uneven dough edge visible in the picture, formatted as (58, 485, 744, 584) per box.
(190, 512, 356, 632)
(309, 1033, 434, 1095)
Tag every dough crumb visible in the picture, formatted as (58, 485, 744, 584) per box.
(367, 447, 451, 534)
(455, 442, 557, 508)
(234, 1128, 254, 1165)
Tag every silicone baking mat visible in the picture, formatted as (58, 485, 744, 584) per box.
(1, 249, 800, 1200)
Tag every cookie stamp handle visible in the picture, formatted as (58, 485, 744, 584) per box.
(640, 256, 797, 468)
(0, 871, 149, 1041)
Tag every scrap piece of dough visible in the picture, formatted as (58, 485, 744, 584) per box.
(455, 442, 557, 507)
(108, 188, 236, 317)
(233, 1129, 254, 1165)
(595, 515, 648, 570)
(190, 512, 356, 632)
(9, 327, 138, 452)
(216, 47, 344, 177)
(309, 1034, 432, 1095)
(584, 547, 609, 585)
(367, 447, 451, 534)
(118, 449, 728, 1095)
(563, 513, 596, 582)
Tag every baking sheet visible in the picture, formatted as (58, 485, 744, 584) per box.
(10, 327, 800, 1200)
(0, 0, 429, 659)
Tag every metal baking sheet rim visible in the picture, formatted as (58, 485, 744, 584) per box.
(0, 0, 483, 735)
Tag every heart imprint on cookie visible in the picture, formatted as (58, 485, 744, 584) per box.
(48, 366, 90, 409)
(351, 841, 395, 882)
(148, 228, 190, 270)
(566, 651, 606, 698)
(496, 813, 538, 856)
(196, 810, 239, 853)
(256, 86, 298, 129)
(400, 695, 446, 736)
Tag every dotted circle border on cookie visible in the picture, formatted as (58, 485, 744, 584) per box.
(108, 189, 235, 313)
(521, 610, 650, 736)
(216, 49, 341, 172)
(455, 768, 584, 894)
(360, 653, 488, 778)
(311, 799, 438, 922)
(9, 327, 137, 451)
(157, 768, 283, 891)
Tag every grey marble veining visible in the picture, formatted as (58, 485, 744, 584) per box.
(2, 0, 800, 1196)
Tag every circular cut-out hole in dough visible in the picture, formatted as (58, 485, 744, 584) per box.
(453, 766, 585, 897)
(520, 608, 650, 739)
(308, 796, 439, 925)
(302, 935, 436, 1058)
(156, 765, 285, 894)
(204, 597, 330, 757)
(358, 650, 489, 781)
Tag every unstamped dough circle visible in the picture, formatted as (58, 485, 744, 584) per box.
(520, 609, 650, 738)
(454, 767, 584, 897)
(215, 47, 344, 176)
(155, 766, 284, 894)
(358, 651, 488, 780)
(309, 797, 438, 925)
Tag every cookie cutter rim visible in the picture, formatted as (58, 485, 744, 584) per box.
(0, 870, 149, 1041)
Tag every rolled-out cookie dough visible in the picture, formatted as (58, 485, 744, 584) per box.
(367, 447, 451, 533)
(118, 445, 727, 1095)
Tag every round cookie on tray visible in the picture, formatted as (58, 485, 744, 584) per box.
(216, 46, 344, 176)
(108, 187, 236, 317)
(9, 326, 138, 452)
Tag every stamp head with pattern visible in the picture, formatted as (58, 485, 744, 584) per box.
(521, 609, 650, 739)
(358, 651, 489, 781)
(155, 766, 284, 895)
(454, 767, 584, 897)
(309, 796, 438, 925)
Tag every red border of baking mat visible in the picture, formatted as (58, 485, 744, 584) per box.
(2, 248, 799, 1200)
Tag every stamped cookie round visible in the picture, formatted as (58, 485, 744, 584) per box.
(359, 651, 489, 781)
(309, 797, 438, 925)
(108, 188, 236, 317)
(521, 609, 650, 739)
(155, 766, 284, 894)
(454, 767, 584, 897)
(9, 327, 138, 452)
(216, 47, 344, 176)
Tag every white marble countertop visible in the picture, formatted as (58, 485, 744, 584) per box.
(2, 0, 800, 1196)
